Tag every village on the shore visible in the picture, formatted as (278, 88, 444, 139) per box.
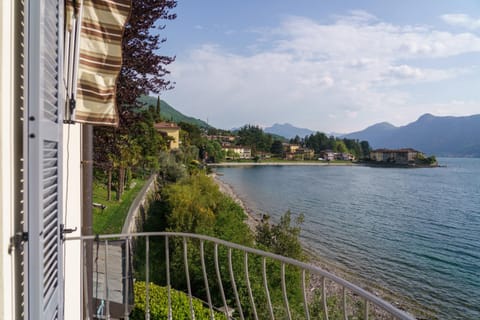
(155, 121, 438, 167)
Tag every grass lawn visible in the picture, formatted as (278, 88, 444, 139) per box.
(92, 177, 146, 234)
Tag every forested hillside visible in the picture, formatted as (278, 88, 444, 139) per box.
(139, 95, 210, 128)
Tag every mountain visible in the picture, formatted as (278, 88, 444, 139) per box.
(344, 114, 480, 157)
(138, 95, 210, 128)
(264, 123, 315, 139)
(343, 122, 397, 144)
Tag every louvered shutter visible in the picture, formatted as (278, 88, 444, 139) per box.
(26, 0, 65, 319)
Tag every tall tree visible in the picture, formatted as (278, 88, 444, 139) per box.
(271, 140, 284, 157)
(360, 140, 371, 159)
(156, 96, 161, 117)
(118, 0, 177, 113)
(237, 125, 273, 155)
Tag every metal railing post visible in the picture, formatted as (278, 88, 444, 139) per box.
(145, 236, 150, 320)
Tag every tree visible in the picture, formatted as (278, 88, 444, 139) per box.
(237, 125, 273, 155)
(271, 140, 284, 157)
(256, 211, 304, 260)
(335, 140, 348, 153)
(130, 110, 168, 175)
(290, 135, 301, 145)
(156, 96, 161, 117)
(178, 122, 203, 146)
(117, 0, 177, 111)
(360, 140, 371, 159)
(94, 0, 177, 199)
(305, 132, 329, 153)
(204, 140, 225, 163)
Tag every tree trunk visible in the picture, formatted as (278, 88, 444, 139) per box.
(107, 168, 112, 201)
(117, 167, 125, 201)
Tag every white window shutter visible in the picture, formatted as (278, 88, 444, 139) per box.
(26, 0, 64, 319)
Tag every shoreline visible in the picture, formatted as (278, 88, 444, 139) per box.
(210, 172, 432, 319)
(209, 161, 439, 168)
(209, 161, 357, 167)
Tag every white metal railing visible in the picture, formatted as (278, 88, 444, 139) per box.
(66, 232, 415, 320)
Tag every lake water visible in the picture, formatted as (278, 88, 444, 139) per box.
(216, 158, 480, 320)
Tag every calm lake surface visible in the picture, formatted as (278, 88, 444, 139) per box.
(216, 158, 480, 320)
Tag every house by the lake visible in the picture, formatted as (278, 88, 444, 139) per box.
(222, 146, 252, 159)
(319, 150, 336, 161)
(154, 122, 180, 149)
(285, 147, 315, 160)
(370, 148, 423, 164)
(337, 152, 355, 161)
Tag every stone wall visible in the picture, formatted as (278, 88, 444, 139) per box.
(121, 174, 158, 234)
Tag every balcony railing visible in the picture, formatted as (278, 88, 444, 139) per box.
(66, 232, 415, 320)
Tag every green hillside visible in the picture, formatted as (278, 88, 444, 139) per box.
(138, 95, 210, 128)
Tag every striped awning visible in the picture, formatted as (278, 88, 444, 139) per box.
(68, 0, 131, 126)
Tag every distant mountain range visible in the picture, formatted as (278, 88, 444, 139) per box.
(264, 123, 314, 139)
(343, 113, 480, 157)
(138, 95, 210, 128)
(138, 96, 479, 157)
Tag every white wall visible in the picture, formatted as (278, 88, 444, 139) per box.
(62, 95, 84, 319)
(0, 1, 16, 318)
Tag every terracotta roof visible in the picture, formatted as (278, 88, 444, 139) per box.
(154, 122, 180, 129)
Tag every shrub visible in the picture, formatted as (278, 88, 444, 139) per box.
(131, 281, 226, 320)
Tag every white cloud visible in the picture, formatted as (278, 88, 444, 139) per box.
(164, 12, 480, 132)
(441, 14, 480, 30)
(379, 64, 464, 85)
(387, 65, 425, 79)
(274, 15, 480, 60)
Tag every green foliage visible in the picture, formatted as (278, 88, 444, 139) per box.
(131, 281, 226, 320)
(134, 170, 310, 319)
(254, 211, 306, 317)
(415, 153, 438, 166)
(156, 96, 161, 116)
(271, 140, 284, 157)
(131, 110, 168, 173)
(158, 151, 187, 183)
(161, 175, 251, 239)
(138, 95, 211, 128)
(93, 109, 168, 200)
(171, 145, 203, 174)
(162, 175, 219, 233)
(134, 173, 257, 315)
(360, 140, 371, 158)
(176, 122, 225, 163)
(206, 127, 233, 136)
(335, 140, 348, 153)
(236, 125, 273, 155)
(309, 289, 345, 320)
(178, 121, 204, 147)
(303, 133, 371, 159)
(225, 148, 240, 160)
(204, 140, 225, 163)
(256, 211, 305, 260)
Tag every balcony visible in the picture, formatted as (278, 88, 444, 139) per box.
(66, 232, 415, 320)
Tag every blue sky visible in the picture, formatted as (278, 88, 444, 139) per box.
(160, 1, 480, 133)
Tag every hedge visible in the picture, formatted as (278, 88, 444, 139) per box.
(130, 281, 227, 320)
